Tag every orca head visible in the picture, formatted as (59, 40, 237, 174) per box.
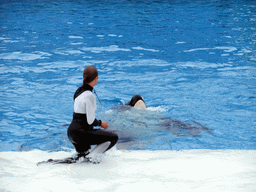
(134, 99, 146, 109)
(127, 94, 146, 109)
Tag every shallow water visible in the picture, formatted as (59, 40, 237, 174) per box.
(0, 0, 255, 151)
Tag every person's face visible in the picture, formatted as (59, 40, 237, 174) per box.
(91, 76, 98, 87)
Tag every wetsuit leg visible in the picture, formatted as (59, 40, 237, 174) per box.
(67, 123, 92, 153)
(72, 143, 91, 154)
(85, 129, 118, 152)
(68, 127, 118, 153)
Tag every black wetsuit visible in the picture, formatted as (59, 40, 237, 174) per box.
(67, 84, 118, 154)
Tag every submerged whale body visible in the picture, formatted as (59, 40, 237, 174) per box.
(160, 118, 213, 137)
(106, 97, 213, 149)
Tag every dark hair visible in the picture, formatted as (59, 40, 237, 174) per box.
(83, 66, 98, 85)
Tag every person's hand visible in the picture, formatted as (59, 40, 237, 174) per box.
(101, 121, 109, 129)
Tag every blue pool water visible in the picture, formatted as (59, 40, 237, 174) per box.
(0, 0, 255, 152)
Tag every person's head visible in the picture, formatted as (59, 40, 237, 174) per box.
(83, 66, 98, 87)
(127, 94, 146, 109)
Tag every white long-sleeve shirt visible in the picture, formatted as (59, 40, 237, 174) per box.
(74, 90, 97, 125)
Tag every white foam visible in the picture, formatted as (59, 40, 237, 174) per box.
(3, 39, 20, 43)
(177, 61, 232, 69)
(223, 36, 232, 38)
(215, 46, 237, 52)
(175, 41, 186, 44)
(184, 48, 210, 52)
(70, 42, 83, 45)
(132, 46, 159, 52)
(81, 45, 131, 53)
(0, 150, 255, 192)
(0, 51, 51, 60)
(54, 49, 84, 55)
(147, 105, 172, 112)
(0, 37, 9, 40)
(184, 46, 237, 53)
(68, 35, 83, 39)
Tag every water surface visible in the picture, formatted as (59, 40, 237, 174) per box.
(0, 0, 255, 151)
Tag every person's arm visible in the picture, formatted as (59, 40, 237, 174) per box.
(85, 93, 108, 129)
(91, 119, 108, 129)
(92, 119, 101, 126)
(100, 121, 108, 129)
(85, 93, 97, 125)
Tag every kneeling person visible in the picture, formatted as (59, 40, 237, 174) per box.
(67, 66, 118, 157)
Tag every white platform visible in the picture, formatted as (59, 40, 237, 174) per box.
(0, 149, 255, 192)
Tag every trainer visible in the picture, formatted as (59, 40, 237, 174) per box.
(67, 66, 118, 157)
